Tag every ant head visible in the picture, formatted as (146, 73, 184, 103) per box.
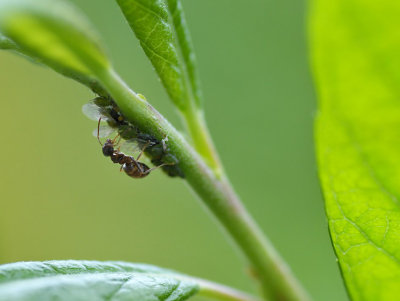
(102, 142, 114, 157)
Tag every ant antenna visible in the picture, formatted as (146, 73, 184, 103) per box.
(97, 117, 103, 146)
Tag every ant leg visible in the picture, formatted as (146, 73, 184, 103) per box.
(112, 133, 121, 145)
(146, 162, 175, 174)
(97, 117, 103, 146)
(113, 135, 122, 149)
(136, 141, 151, 161)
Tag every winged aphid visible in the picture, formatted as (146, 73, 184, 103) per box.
(83, 96, 184, 178)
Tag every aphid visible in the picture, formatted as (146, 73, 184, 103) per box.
(83, 96, 184, 178)
(97, 118, 169, 179)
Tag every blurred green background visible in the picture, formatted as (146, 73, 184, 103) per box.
(0, 0, 347, 300)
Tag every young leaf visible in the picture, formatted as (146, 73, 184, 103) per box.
(0, 261, 257, 301)
(166, 0, 202, 106)
(115, 0, 201, 109)
(0, 0, 110, 95)
(310, 0, 400, 300)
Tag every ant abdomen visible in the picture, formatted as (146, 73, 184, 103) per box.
(123, 161, 150, 179)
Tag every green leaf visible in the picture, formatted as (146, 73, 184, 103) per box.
(0, 0, 110, 95)
(310, 0, 400, 300)
(166, 0, 202, 106)
(0, 33, 16, 49)
(115, 0, 201, 109)
(0, 260, 198, 301)
(0, 260, 258, 301)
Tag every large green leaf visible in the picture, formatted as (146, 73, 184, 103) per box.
(0, 261, 198, 301)
(0, 0, 110, 95)
(115, 0, 202, 110)
(0, 261, 257, 301)
(310, 0, 400, 300)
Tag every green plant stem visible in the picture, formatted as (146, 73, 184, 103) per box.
(181, 103, 223, 178)
(98, 69, 310, 301)
(195, 278, 261, 301)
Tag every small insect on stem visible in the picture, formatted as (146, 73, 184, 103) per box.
(97, 118, 173, 178)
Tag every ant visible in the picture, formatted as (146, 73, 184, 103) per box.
(97, 118, 170, 178)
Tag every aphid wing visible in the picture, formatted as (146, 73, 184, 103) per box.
(92, 125, 117, 138)
(82, 102, 109, 121)
(119, 139, 140, 155)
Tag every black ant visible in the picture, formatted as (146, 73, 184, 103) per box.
(97, 118, 170, 178)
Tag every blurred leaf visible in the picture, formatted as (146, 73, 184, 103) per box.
(0, 0, 110, 95)
(0, 260, 199, 301)
(0, 33, 16, 49)
(311, 0, 400, 300)
(115, 0, 201, 109)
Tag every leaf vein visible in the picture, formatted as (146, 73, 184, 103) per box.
(332, 191, 400, 265)
(131, 0, 167, 22)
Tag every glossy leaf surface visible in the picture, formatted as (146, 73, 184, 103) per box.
(0, 260, 198, 301)
(311, 0, 400, 300)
